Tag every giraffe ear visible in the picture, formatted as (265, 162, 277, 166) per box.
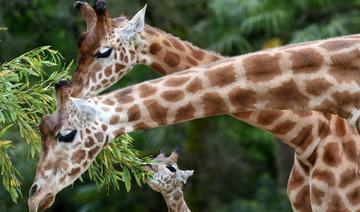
(177, 170, 194, 184)
(70, 98, 100, 121)
(119, 5, 147, 39)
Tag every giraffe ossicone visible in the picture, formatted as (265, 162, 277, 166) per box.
(145, 150, 193, 212)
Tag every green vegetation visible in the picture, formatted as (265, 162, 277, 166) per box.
(0, 45, 151, 204)
(1, 0, 360, 211)
(0, 46, 69, 202)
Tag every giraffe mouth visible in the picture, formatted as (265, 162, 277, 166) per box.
(38, 193, 55, 211)
(28, 192, 56, 212)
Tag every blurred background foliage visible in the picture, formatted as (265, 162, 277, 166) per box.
(1, 0, 360, 211)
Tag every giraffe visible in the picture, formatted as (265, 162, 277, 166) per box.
(145, 150, 193, 212)
(29, 79, 360, 212)
(27, 1, 360, 211)
(70, 1, 360, 126)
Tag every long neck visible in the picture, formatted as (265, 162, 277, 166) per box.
(94, 40, 360, 133)
(162, 189, 190, 212)
(139, 25, 222, 75)
(70, 25, 222, 98)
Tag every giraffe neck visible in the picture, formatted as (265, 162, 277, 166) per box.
(70, 25, 222, 98)
(92, 39, 360, 136)
(162, 189, 190, 212)
(139, 25, 222, 75)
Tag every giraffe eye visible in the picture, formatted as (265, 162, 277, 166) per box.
(95, 48, 112, 59)
(57, 130, 77, 143)
(166, 165, 176, 173)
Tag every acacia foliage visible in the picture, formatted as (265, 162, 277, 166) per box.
(0, 46, 151, 202)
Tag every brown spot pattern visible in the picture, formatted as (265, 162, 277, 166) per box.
(161, 90, 185, 102)
(165, 76, 190, 87)
(127, 105, 141, 122)
(115, 88, 135, 104)
(232, 112, 252, 119)
(288, 168, 304, 190)
(323, 143, 342, 167)
(326, 194, 350, 212)
(164, 51, 181, 67)
(85, 137, 95, 147)
(339, 169, 357, 188)
(205, 64, 236, 87)
(347, 186, 360, 205)
(174, 103, 195, 123)
(151, 62, 167, 75)
(104, 66, 112, 77)
(321, 40, 355, 51)
(103, 99, 115, 106)
(311, 185, 325, 205)
(169, 37, 185, 51)
(343, 140, 357, 162)
(312, 169, 336, 187)
(144, 100, 168, 126)
(94, 132, 104, 143)
(186, 77, 203, 93)
(318, 120, 331, 139)
(329, 49, 360, 86)
(229, 87, 257, 110)
(290, 125, 313, 151)
(69, 167, 81, 176)
(292, 186, 312, 212)
(289, 48, 323, 73)
(243, 53, 282, 83)
(71, 150, 86, 164)
(256, 110, 283, 126)
(335, 117, 346, 137)
(186, 56, 198, 66)
(150, 43, 162, 55)
(304, 78, 332, 96)
(88, 146, 100, 159)
(115, 64, 126, 73)
(202, 93, 229, 116)
(139, 84, 158, 98)
(271, 120, 296, 135)
(109, 115, 120, 125)
(268, 79, 310, 109)
(134, 122, 149, 130)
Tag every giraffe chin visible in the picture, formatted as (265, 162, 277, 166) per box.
(28, 192, 56, 212)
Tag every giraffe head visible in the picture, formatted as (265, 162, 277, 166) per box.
(28, 80, 111, 212)
(71, 0, 148, 97)
(145, 150, 194, 195)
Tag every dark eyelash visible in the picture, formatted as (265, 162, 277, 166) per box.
(95, 48, 112, 58)
(58, 130, 77, 143)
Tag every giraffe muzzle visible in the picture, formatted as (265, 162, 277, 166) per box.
(28, 185, 56, 212)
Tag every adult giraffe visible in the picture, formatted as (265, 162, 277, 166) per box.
(28, 0, 356, 211)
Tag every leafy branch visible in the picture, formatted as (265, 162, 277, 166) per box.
(0, 46, 152, 202)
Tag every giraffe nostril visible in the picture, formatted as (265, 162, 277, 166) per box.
(29, 184, 39, 197)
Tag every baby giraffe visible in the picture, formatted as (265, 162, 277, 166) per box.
(145, 150, 194, 212)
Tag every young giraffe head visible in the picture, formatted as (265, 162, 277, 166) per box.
(28, 80, 111, 212)
(145, 150, 194, 194)
(145, 150, 193, 211)
(71, 0, 148, 97)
